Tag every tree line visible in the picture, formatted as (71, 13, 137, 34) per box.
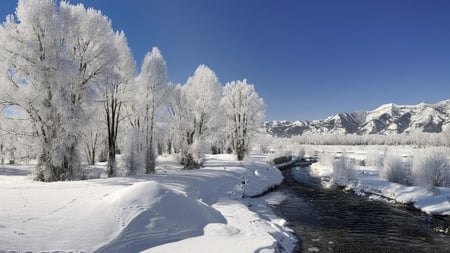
(270, 131, 450, 148)
(0, 0, 264, 181)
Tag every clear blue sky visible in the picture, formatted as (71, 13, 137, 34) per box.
(2, 0, 450, 121)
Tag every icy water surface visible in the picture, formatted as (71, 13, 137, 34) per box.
(272, 167, 450, 252)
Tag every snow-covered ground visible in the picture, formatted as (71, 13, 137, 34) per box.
(0, 154, 296, 252)
(310, 146, 450, 216)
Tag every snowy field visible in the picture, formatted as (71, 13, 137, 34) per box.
(2, 145, 450, 252)
(0, 154, 296, 252)
(308, 145, 450, 216)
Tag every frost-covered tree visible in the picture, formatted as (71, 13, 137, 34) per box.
(172, 65, 222, 169)
(221, 79, 264, 160)
(0, 0, 120, 181)
(170, 85, 191, 159)
(101, 32, 135, 177)
(135, 47, 170, 173)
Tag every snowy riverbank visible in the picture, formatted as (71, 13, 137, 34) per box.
(311, 162, 450, 217)
(0, 154, 296, 252)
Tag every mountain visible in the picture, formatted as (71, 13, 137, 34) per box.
(265, 100, 450, 137)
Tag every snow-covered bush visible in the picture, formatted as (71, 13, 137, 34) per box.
(380, 155, 413, 186)
(297, 148, 306, 158)
(413, 151, 450, 188)
(331, 155, 356, 180)
(365, 151, 385, 168)
(318, 152, 335, 168)
(252, 133, 273, 154)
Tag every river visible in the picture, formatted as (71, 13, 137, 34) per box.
(271, 166, 450, 252)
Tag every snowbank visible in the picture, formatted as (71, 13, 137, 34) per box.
(312, 163, 450, 216)
(0, 154, 295, 252)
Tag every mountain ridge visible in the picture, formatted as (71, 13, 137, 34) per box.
(265, 100, 450, 137)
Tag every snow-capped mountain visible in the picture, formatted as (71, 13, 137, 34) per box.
(265, 100, 450, 137)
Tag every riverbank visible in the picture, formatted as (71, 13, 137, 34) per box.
(311, 162, 450, 217)
(0, 154, 296, 252)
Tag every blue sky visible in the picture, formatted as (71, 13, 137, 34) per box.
(2, 0, 450, 121)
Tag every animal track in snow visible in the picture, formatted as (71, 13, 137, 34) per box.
(47, 198, 77, 215)
(22, 217, 39, 223)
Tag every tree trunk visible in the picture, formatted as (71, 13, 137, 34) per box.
(90, 148, 96, 165)
(145, 110, 156, 174)
(107, 139, 116, 177)
(64, 141, 79, 180)
(157, 142, 163, 155)
(104, 92, 121, 177)
(145, 145, 155, 173)
(167, 140, 172, 154)
(181, 129, 199, 169)
(86, 144, 96, 166)
(36, 140, 80, 181)
(35, 123, 83, 181)
(237, 151, 245, 161)
(182, 151, 198, 170)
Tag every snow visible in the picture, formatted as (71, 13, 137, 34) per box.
(353, 172, 450, 216)
(146, 199, 289, 253)
(0, 154, 295, 252)
(310, 146, 450, 216)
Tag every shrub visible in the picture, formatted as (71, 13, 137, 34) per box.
(331, 155, 357, 180)
(413, 152, 450, 188)
(380, 155, 413, 186)
(318, 152, 335, 168)
(366, 152, 384, 169)
(298, 148, 305, 158)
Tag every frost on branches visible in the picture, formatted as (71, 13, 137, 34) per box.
(136, 48, 170, 174)
(171, 65, 223, 169)
(0, 0, 268, 180)
(101, 31, 135, 177)
(122, 47, 171, 175)
(221, 80, 264, 160)
(0, 0, 125, 181)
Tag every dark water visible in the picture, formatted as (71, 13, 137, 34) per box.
(272, 167, 450, 253)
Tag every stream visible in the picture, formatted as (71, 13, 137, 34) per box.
(271, 166, 450, 252)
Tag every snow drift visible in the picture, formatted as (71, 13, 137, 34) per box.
(0, 154, 293, 252)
